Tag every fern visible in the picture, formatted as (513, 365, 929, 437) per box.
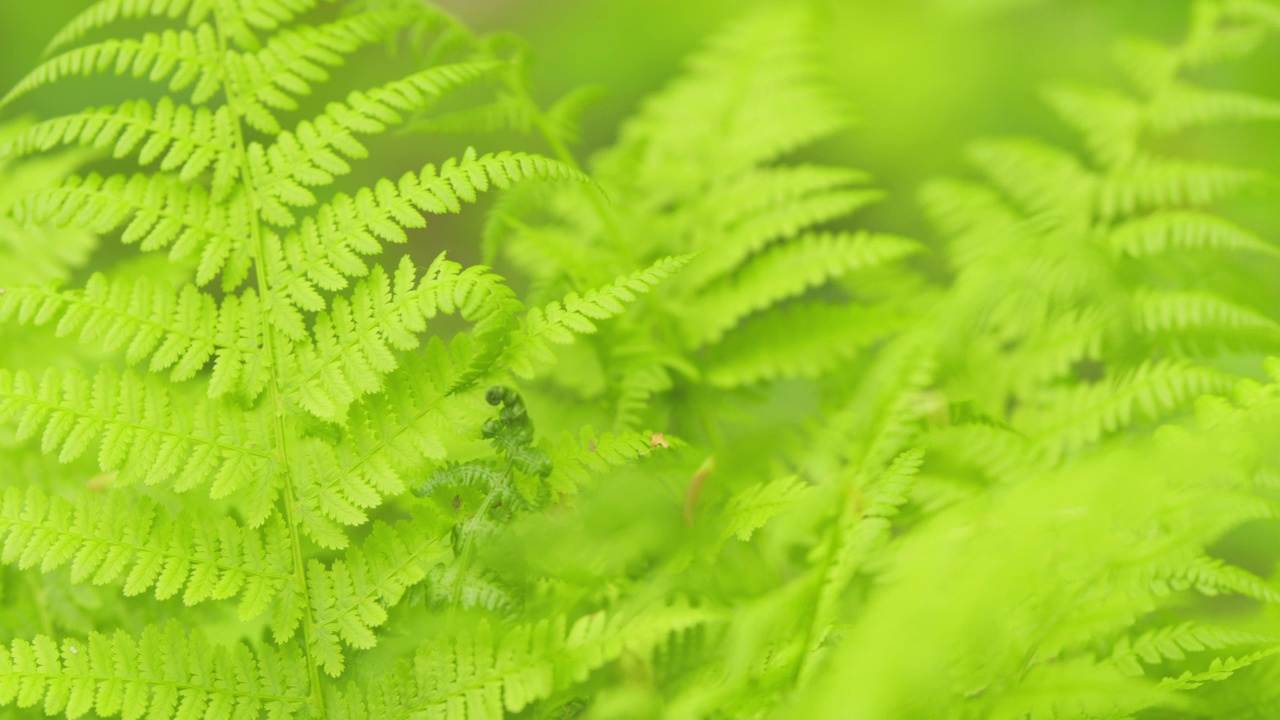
(0, 1, 636, 716)
(0, 486, 292, 616)
(488, 3, 921, 440)
(0, 622, 311, 719)
(4, 0, 1280, 718)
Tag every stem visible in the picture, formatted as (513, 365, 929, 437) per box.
(447, 457, 512, 622)
(208, 12, 326, 716)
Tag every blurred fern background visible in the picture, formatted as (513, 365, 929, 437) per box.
(8, 0, 1275, 260)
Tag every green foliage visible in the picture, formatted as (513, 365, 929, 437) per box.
(487, 3, 922, 440)
(2, 0, 1280, 718)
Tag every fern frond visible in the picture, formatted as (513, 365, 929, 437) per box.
(1181, 2, 1268, 67)
(1043, 81, 1280, 167)
(251, 62, 496, 223)
(0, 366, 277, 514)
(405, 94, 532, 136)
(45, 0, 210, 54)
(1159, 648, 1280, 691)
(676, 188, 884, 291)
(611, 351, 678, 431)
(306, 514, 450, 676)
(1148, 82, 1280, 133)
(692, 164, 871, 229)
(926, 423, 1033, 485)
(0, 274, 267, 398)
(1018, 360, 1236, 459)
(987, 657, 1169, 719)
(1005, 306, 1113, 396)
(3, 25, 223, 109)
(1111, 623, 1277, 676)
(860, 447, 927, 519)
(964, 137, 1094, 216)
(275, 257, 438, 416)
(682, 232, 921, 347)
(544, 85, 607, 145)
(804, 336, 938, 482)
(343, 603, 712, 720)
(44, 0, 339, 54)
(1097, 156, 1263, 218)
(269, 149, 582, 311)
(0, 621, 310, 720)
(423, 563, 517, 616)
(919, 177, 1019, 240)
(276, 254, 518, 421)
(1133, 289, 1280, 342)
(414, 461, 508, 500)
(11, 172, 254, 288)
(289, 338, 475, 547)
(799, 449, 926, 678)
(620, 4, 846, 189)
(1042, 84, 1141, 166)
(223, 11, 406, 134)
(702, 302, 901, 389)
(720, 475, 810, 543)
(1108, 209, 1280, 258)
(1153, 554, 1280, 605)
(0, 99, 237, 194)
(1114, 37, 1180, 94)
(544, 428, 665, 497)
(505, 256, 689, 378)
(496, 219, 619, 297)
(0, 486, 293, 618)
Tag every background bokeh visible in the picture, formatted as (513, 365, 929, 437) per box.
(3, 0, 1277, 257)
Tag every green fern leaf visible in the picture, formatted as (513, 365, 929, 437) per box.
(11, 172, 255, 288)
(343, 603, 711, 719)
(0, 486, 293, 617)
(505, 256, 689, 378)
(3, 26, 224, 109)
(222, 11, 407, 134)
(275, 254, 519, 421)
(0, 366, 277, 513)
(1097, 155, 1263, 218)
(681, 232, 921, 347)
(45, 0, 343, 54)
(620, 4, 847, 190)
(1108, 209, 1280, 258)
(286, 337, 480, 547)
(0, 622, 310, 720)
(306, 513, 451, 676)
(268, 149, 582, 316)
(544, 428, 666, 497)
(676, 188, 884, 292)
(0, 99, 238, 193)
(1158, 648, 1280, 691)
(0, 274, 269, 397)
(250, 61, 496, 224)
(1134, 289, 1280, 342)
(721, 475, 810, 543)
(1042, 84, 1141, 166)
(702, 302, 902, 389)
(1112, 623, 1278, 676)
(1148, 82, 1280, 132)
(1018, 360, 1237, 459)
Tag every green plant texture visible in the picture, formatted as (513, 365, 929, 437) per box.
(2, 0, 1280, 717)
